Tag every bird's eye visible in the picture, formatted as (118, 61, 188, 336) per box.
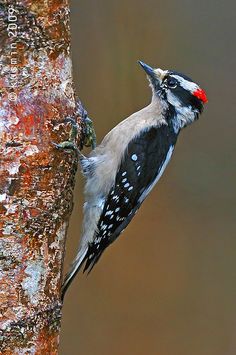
(164, 77, 178, 89)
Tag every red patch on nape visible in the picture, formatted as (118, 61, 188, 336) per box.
(193, 88, 208, 103)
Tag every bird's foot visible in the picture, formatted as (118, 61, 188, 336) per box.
(53, 100, 96, 159)
(82, 116, 96, 150)
(52, 141, 85, 161)
(76, 100, 96, 150)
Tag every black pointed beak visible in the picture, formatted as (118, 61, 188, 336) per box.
(138, 60, 155, 77)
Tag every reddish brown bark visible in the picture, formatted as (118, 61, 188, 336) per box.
(0, 1, 82, 352)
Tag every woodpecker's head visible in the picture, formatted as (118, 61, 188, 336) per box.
(138, 60, 208, 130)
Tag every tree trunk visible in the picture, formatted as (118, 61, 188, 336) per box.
(0, 1, 82, 352)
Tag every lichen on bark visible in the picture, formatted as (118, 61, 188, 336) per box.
(0, 0, 83, 352)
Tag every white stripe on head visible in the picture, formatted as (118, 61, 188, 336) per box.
(166, 90, 182, 108)
(171, 74, 199, 92)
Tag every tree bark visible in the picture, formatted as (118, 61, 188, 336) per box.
(0, 0, 82, 352)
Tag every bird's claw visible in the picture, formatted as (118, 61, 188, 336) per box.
(53, 100, 96, 155)
(82, 117, 96, 150)
(52, 140, 78, 151)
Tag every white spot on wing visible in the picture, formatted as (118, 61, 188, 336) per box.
(105, 210, 113, 216)
(112, 195, 119, 201)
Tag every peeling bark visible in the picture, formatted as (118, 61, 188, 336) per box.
(0, 1, 83, 352)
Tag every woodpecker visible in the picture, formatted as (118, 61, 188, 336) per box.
(61, 61, 208, 299)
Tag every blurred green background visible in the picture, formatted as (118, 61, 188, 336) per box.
(60, 1, 236, 354)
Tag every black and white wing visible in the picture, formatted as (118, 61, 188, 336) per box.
(83, 124, 178, 272)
